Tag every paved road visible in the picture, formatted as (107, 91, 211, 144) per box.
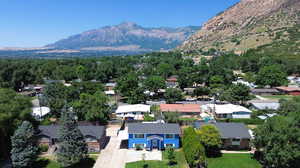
(93, 126, 127, 168)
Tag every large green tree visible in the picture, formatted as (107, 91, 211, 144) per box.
(253, 113, 300, 168)
(196, 125, 222, 157)
(10, 121, 38, 168)
(57, 109, 88, 167)
(43, 83, 67, 117)
(143, 75, 165, 94)
(256, 64, 288, 87)
(73, 91, 110, 123)
(164, 88, 183, 104)
(0, 88, 32, 159)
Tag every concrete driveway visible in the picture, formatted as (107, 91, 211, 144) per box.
(93, 126, 162, 168)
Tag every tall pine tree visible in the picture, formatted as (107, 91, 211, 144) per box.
(56, 108, 88, 167)
(10, 121, 38, 168)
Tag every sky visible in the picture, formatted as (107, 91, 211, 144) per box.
(0, 0, 240, 47)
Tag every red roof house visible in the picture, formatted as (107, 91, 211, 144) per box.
(160, 104, 201, 117)
(276, 87, 300, 96)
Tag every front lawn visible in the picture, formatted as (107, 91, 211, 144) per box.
(33, 155, 97, 168)
(126, 149, 188, 168)
(207, 153, 261, 168)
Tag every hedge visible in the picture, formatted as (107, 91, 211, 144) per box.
(216, 118, 264, 125)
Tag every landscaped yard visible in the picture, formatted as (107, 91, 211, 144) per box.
(261, 95, 294, 100)
(126, 149, 188, 168)
(33, 155, 98, 168)
(207, 153, 261, 168)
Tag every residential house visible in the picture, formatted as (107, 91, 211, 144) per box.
(276, 86, 300, 96)
(248, 100, 280, 110)
(160, 104, 201, 118)
(251, 88, 280, 96)
(115, 104, 152, 120)
(166, 75, 179, 88)
(128, 123, 181, 150)
(194, 122, 251, 150)
(105, 83, 117, 91)
(38, 125, 106, 152)
(202, 104, 252, 119)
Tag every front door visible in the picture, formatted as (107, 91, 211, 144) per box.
(152, 139, 159, 149)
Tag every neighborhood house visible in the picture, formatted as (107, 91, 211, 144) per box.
(115, 104, 152, 120)
(38, 125, 106, 152)
(194, 122, 251, 150)
(276, 86, 300, 96)
(166, 76, 179, 88)
(160, 104, 201, 118)
(249, 100, 280, 110)
(202, 104, 252, 119)
(251, 88, 279, 96)
(128, 123, 181, 150)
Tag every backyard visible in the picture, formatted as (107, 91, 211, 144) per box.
(126, 149, 188, 168)
(207, 153, 261, 168)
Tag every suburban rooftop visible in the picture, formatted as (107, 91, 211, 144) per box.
(128, 123, 181, 134)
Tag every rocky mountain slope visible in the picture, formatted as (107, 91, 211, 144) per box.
(47, 22, 200, 52)
(179, 0, 300, 54)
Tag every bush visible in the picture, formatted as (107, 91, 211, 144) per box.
(143, 114, 155, 121)
(135, 144, 143, 151)
(38, 144, 49, 153)
(217, 118, 264, 125)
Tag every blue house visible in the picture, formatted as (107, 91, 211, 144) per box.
(128, 123, 181, 150)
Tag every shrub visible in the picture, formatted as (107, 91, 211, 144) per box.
(38, 144, 49, 153)
(217, 118, 264, 125)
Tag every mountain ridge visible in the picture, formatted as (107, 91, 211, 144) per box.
(179, 0, 300, 54)
(46, 22, 200, 53)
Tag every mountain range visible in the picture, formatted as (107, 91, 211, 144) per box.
(46, 22, 200, 53)
(179, 0, 300, 54)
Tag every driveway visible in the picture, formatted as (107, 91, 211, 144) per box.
(93, 126, 127, 168)
(93, 126, 162, 168)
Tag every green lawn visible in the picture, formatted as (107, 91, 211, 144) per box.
(261, 95, 294, 100)
(207, 154, 261, 168)
(33, 156, 97, 168)
(126, 150, 188, 168)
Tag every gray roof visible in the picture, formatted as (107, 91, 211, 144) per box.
(128, 123, 181, 134)
(194, 122, 251, 139)
(250, 102, 280, 110)
(251, 88, 279, 93)
(38, 125, 105, 139)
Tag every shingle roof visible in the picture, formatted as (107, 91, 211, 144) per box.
(38, 125, 105, 139)
(251, 88, 279, 93)
(128, 123, 181, 134)
(160, 104, 201, 113)
(194, 122, 251, 139)
(276, 86, 300, 92)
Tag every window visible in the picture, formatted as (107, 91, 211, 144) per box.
(165, 144, 174, 147)
(232, 138, 241, 145)
(165, 134, 174, 139)
(134, 134, 145, 138)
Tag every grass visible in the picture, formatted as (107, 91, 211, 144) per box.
(261, 95, 293, 100)
(126, 149, 188, 168)
(33, 156, 97, 168)
(207, 154, 261, 168)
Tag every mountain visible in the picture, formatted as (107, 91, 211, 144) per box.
(46, 22, 200, 53)
(179, 0, 300, 54)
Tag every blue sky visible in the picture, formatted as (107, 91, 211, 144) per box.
(0, 0, 240, 47)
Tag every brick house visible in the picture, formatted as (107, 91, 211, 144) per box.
(38, 125, 106, 152)
(194, 122, 251, 150)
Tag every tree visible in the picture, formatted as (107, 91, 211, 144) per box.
(256, 64, 288, 87)
(196, 125, 221, 157)
(166, 146, 177, 165)
(116, 72, 139, 97)
(143, 75, 165, 94)
(11, 121, 38, 168)
(183, 127, 206, 168)
(253, 113, 300, 168)
(43, 83, 67, 117)
(164, 88, 183, 103)
(278, 96, 300, 116)
(57, 109, 88, 167)
(164, 112, 180, 123)
(73, 91, 110, 123)
(209, 75, 225, 88)
(228, 83, 252, 104)
(193, 87, 210, 99)
(0, 88, 32, 159)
